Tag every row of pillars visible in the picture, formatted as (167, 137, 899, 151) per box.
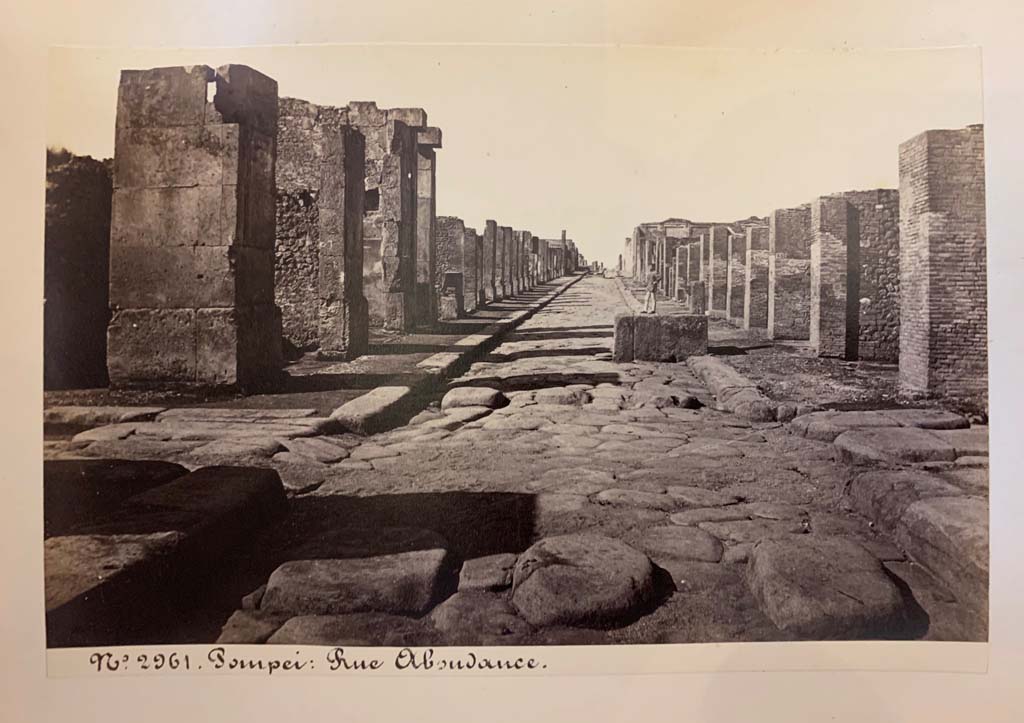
(624, 124, 987, 402)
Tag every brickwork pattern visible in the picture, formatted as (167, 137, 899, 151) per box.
(707, 226, 729, 312)
(726, 232, 747, 322)
(810, 196, 857, 359)
(768, 206, 812, 340)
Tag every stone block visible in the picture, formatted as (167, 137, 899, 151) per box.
(614, 313, 707, 362)
(115, 65, 213, 130)
(107, 309, 197, 384)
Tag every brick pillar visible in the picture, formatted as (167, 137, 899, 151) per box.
(498, 226, 511, 297)
(416, 126, 442, 326)
(275, 98, 367, 361)
(898, 125, 987, 402)
(726, 231, 747, 323)
(464, 226, 482, 311)
(521, 231, 533, 290)
(107, 64, 282, 389)
(810, 196, 858, 359)
(510, 229, 521, 296)
(743, 226, 770, 333)
(707, 225, 729, 315)
(483, 220, 499, 301)
(768, 205, 812, 340)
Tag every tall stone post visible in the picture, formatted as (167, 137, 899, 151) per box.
(483, 220, 499, 302)
(707, 225, 729, 315)
(743, 226, 770, 334)
(107, 64, 282, 389)
(464, 226, 482, 311)
(768, 205, 813, 340)
(898, 125, 987, 402)
(726, 230, 747, 323)
(276, 98, 367, 361)
(810, 196, 858, 359)
(415, 126, 442, 326)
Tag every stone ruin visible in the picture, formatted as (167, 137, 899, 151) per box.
(743, 226, 770, 335)
(106, 65, 283, 389)
(768, 206, 813, 340)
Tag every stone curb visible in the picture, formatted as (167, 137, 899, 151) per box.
(613, 276, 644, 313)
(687, 355, 777, 422)
(328, 274, 585, 434)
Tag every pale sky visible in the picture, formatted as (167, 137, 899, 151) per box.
(48, 45, 982, 267)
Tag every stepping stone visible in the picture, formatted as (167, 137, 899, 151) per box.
(845, 470, 964, 533)
(929, 427, 988, 457)
(665, 485, 741, 507)
(216, 609, 289, 644)
(281, 437, 351, 463)
(834, 428, 957, 465)
(71, 423, 140, 443)
(747, 536, 909, 639)
(260, 550, 453, 616)
(441, 405, 494, 422)
(790, 411, 897, 442)
(429, 591, 532, 641)
(879, 409, 970, 430)
(349, 444, 401, 461)
(511, 534, 656, 627)
(638, 525, 724, 562)
(459, 553, 517, 592)
(594, 488, 678, 511)
(441, 386, 508, 411)
(897, 496, 988, 615)
(267, 613, 439, 646)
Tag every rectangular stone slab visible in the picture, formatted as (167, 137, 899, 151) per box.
(613, 313, 707, 362)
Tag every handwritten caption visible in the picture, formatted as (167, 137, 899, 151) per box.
(87, 647, 548, 676)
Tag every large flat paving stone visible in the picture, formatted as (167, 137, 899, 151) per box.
(511, 533, 656, 627)
(746, 536, 909, 639)
(266, 613, 441, 646)
(45, 405, 166, 426)
(789, 411, 898, 442)
(260, 550, 454, 616)
(834, 427, 956, 465)
(928, 427, 989, 457)
(429, 591, 533, 642)
(896, 496, 988, 615)
(878, 409, 970, 430)
(43, 459, 188, 537)
(459, 553, 517, 592)
(637, 525, 724, 563)
(846, 470, 965, 534)
(441, 386, 509, 411)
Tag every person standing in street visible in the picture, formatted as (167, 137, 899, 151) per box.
(643, 272, 660, 314)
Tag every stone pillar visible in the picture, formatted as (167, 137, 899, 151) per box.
(521, 231, 533, 290)
(275, 98, 367, 361)
(726, 230, 747, 324)
(674, 245, 687, 301)
(107, 64, 282, 389)
(689, 281, 707, 315)
(465, 226, 482, 310)
(415, 126, 442, 326)
(707, 225, 729, 315)
(497, 226, 511, 297)
(768, 205, 812, 340)
(45, 151, 112, 389)
(810, 196, 858, 359)
(483, 220, 499, 301)
(436, 216, 479, 316)
(743, 226, 770, 334)
(698, 233, 707, 282)
(898, 125, 987, 402)
(686, 241, 700, 286)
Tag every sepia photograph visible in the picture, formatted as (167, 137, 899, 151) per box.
(40, 42, 989, 655)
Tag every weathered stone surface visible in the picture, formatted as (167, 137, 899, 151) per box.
(789, 410, 897, 442)
(267, 613, 439, 646)
(71, 423, 140, 443)
(613, 313, 708, 362)
(349, 443, 401, 461)
(441, 386, 508, 410)
(897, 496, 988, 614)
(687, 356, 775, 421)
(747, 536, 908, 638)
(928, 427, 989, 457)
(441, 405, 494, 422)
(511, 534, 656, 627)
(834, 428, 956, 465)
(594, 488, 677, 511)
(698, 518, 804, 544)
(429, 591, 532, 640)
(459, 553, 517, 592)
(638, 525, 724, 562)
(269, 452, 330, 493)
(282, 437, 351, 463)
(329, 386, 411, 434)
(260, 550, 453, 615)
(45, 406, 166, 426)
(534, 387, 589, 405)
(846, 469, 964, 534)
(878, 409, 970, 430)
(216, 609, 289, 643)
(666, 486, 742, 508)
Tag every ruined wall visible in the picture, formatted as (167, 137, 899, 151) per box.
(415, 126, 442, 325)
(726, 231, 747, 323)
(768, 206, 812, 340)
(844, 189, 900, 362)
(483, 220, 498, 301)
(107, 64, 282, 388)
(275, 98, 367, 359)
(810, 196, 858, 359)
(743, 227, 769, 332)
(898, 125, 987, 402)
(44, 151, 112, 389)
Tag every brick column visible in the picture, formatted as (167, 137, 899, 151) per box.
(276, 98, 367, 361)
(768, 205, 812, 340)
(706, 225, 729, 315)
(810, 196, 858, 359)
(416, 126, 442, 326)
(898, 125, 987, 402)
(483, 220, 499, 301)
(743, 226, 770, 333)
(107, 64, 282, 389)
(498, 226, 512, 297)
(726, 230, 747, 323)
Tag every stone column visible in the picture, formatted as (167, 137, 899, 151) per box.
(707, 225, 729, 315)
(726, 230, 747, 323)
(483, 220, 499, 301)
(898, 125, 987, 402)
(743, 226, 770, 334)
(496, 226, 510, 297)
(436, 216, 476, 316)
(275, 98, 367, 361)
(810, 196, 858, 359)
(767, 205, 813, 340)
(689, 281, 707, 315)
(415, 126, 442, 326)
(465, 226, 482, 311)
(107, 64, 282, 389)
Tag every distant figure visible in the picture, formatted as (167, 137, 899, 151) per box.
(643, 273, 660, 314)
